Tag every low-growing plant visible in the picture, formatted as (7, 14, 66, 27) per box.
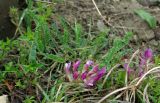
(0, 0, 160, 103)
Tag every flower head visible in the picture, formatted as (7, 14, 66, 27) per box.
(81, 71, 88, 80)
(84, 67, 106, 87)
(84, 60, 94, 70)
(123, 63, 133, 75)
(64, 60, 106, 87)
(144, 48, 153, 60)
(73, 60, 81, 71)
(64, 62, 71, 74)
(73, 71, 79, 80)
(88, 65, 99, 76)
(138, 69, 144, 77)
(64, 62, 73, 81)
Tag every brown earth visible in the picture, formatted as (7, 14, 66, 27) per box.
(54, 0, 160, 52)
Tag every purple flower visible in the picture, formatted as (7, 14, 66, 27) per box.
(64, 62, 73, 81)
(73, 71, 79, 80)
(84, 75, 97, 86)
(96, 67, 106, 80)
(144, 48, 153, 60)
(73, 60, 81, 71)
(88, 65, 99, 76)
(64, 62, 71, 74)
(84, 60, 94, 70)
(84, 67, 106, 87)
(123, 63, 132, 75)
(81, 71, 88, 80)
(64, 60, 106, 87)
(138, 69, 144, 77)
(138, 48, 153, 78)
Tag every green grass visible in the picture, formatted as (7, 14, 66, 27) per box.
(0, 0, 160, 103)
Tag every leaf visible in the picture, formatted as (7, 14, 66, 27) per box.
(29, 42, 37, 63)
(135, 9, 157, 29)
(44, 54, 65, 63)
(103, 32, 133, 69)
(74, 22, 83, 47)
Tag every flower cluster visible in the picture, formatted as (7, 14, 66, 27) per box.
(124, 48, 153, 77)
(64, 60, 106, 87)
(139, 48, 153, 77)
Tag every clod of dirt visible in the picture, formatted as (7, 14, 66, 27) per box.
(0, 95, 9, 103)
(135, 28, 155, 41)
(149, 39, 159, 46)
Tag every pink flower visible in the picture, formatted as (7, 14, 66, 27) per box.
(84, 67, 106, 87)
(64, 62, 73, 81)
(73, 60, 81, 71)
(84, 60, 94, 70)
(123, 63, 133, 75)
(138, 48, 153, 78)
(64, 62, 71, 74)
(64, 60, 106, 87)
(88, 65, 99, 76)
(81, 71, 88, 80)
(138, 69, 144, 77)
(144, 48, 153, 60)
(73, 71, 79, 80)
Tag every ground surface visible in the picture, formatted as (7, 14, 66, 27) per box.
(54, 0, 160, 52)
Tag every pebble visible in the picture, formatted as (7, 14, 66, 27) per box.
(149, 39, 159, 46)
(137, 30, 155, 41)
(0, 95, 9, 103)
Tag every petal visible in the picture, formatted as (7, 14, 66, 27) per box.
(138, 69, 144, 77)
(81, 71, 88, 80)
(88, 65, 99, 76)
(86, 60, 94, 65)
(83, 67, 106, 87)
(73, 71, 79, 80)
(139, 57, 146, 66)
(84, 77, 95, 86)
(64, 62, 73, 81)
(64, 62, 71, 74)
(144, 48, 153, 60)
(73, 60, 81, 71)
(84, 60, 94, 70)
(123, 63, 132, 75)
(96, 67, 106, 80)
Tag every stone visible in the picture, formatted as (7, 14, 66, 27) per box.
(0, 95, 9, 103)
(137, 30, 155, 41)
(149, 39, 158, 47)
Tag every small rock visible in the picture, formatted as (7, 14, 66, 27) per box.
(97, 20, 108, 32)
(0, 95, 9, 103)
(153, 27, 160, 40)
(137, 30, 155, 41)
(149, 39, 158, 46)
(134, 35, 138, 42)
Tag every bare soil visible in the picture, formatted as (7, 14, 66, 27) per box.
(54, 0, 160, 52)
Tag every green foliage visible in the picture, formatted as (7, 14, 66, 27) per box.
(102, 32, 133, 69)
(0, 0, 159, 103)
(44, 53, 65, 63)
(135, 9, 157, 29)
(155, 55, 160, 65)
(23, 96, 36, 103)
